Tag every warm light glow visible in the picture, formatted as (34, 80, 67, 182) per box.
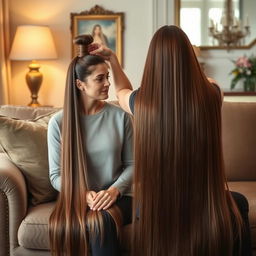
(181, 8, 201, 45)
(10, 25, 57, 60)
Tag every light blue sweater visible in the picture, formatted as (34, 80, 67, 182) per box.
(47, 103, 133, 196)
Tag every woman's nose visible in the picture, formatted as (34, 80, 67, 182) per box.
(105, 79, 110, 87)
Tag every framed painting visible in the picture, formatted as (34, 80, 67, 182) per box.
(71, 5, 124, 65)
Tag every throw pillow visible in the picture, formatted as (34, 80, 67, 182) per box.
(0, 111, 59, 205)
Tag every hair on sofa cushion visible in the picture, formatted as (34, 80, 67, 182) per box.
(0, 111, 59, 205)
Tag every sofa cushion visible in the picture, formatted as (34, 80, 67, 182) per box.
(0, 111, 58, 205)
(228, 181, 256, 249)
(18, 202, 54, 250)
(18, 202, 131, 251)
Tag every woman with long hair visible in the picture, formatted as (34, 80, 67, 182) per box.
(47, 34, 133, 256)
(92, 24, 109, 47)
(90, 25, 251, 255)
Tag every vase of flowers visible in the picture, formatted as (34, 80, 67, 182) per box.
(230, 55, 256, 92)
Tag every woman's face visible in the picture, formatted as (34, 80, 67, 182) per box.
(80, 63, 110, 100)
(94, 26, 101, 35)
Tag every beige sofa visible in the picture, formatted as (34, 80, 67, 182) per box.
(0, 102, 255, 256)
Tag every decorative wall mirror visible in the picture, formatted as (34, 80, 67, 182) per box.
(174, 0, 256, 49)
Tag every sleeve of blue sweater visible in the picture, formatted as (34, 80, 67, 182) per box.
(111, 112, 133, 194)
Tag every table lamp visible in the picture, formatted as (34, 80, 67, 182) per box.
(10, 25, 57, 107)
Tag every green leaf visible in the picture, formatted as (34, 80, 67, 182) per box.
(230, 75, 242, 90)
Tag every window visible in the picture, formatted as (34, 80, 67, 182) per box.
(180, 8, 201, 45)
(180, 0, 240, 45)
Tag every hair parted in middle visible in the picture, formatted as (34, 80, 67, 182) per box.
(132, 25, 243, 256)
(49, 34, 122, 256)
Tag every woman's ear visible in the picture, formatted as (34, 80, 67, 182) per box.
(76, 79, 84, 91)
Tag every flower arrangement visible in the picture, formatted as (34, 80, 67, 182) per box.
(230, 55, 256, 92)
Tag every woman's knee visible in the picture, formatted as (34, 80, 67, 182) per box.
(87, 210, 116, 232)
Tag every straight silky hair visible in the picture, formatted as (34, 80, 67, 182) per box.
(49, 53, 122, 256)
(132, 25, 243, 256)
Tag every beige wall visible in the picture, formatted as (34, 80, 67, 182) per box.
(9, 0, 256, 106)
(9, 0, 153, 107)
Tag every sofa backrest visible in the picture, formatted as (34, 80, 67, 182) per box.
(0, 105, 59, 120)
(222, 101, 256, 181)
(0, 105, 59, 154)
(1, 102, 255, 181)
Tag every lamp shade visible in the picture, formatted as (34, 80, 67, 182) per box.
(10, 25, 57, 60)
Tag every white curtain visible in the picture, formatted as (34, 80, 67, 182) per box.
(0, 0, 11, 104)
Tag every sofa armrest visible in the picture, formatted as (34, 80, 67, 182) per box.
(0, 154, 27, 256)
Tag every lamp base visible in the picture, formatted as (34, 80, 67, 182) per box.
(26, 62, 43, 107)
(28, 101, 41, 107)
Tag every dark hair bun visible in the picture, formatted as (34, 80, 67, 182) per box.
(73, 35, 94, 57)
(73, 35, 93, 45)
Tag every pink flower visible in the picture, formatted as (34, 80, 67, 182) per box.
(235, 56, 252, 68)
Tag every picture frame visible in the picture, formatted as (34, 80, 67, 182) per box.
(71, 5, 124, 65)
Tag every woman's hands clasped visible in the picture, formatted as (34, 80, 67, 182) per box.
(86, 187, 120, 211)
(86, 191, 97, 209)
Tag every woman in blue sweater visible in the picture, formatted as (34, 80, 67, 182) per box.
(47, 35, 133, 256)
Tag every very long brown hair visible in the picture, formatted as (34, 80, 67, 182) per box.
(132, 25, 243, 256)
(49, 35, 122, 256)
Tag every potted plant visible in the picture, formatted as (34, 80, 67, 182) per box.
(230, 55, 256, 92)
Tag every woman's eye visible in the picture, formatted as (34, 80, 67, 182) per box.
(95, 75, 109, 82)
